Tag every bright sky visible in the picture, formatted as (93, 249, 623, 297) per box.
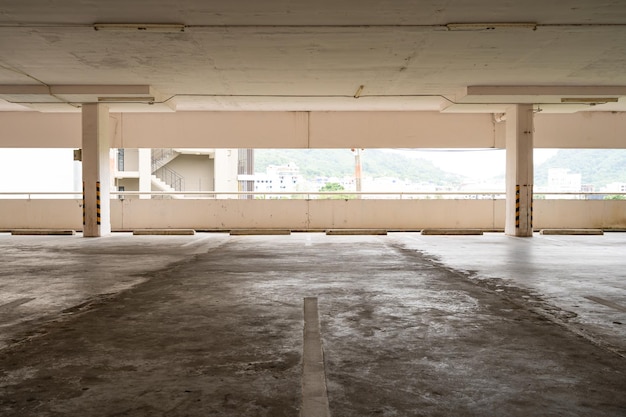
(0, 149, 79, 193)
(398, 149, 558, 180)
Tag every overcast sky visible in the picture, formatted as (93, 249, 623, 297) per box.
(0, 149, 78, 193)
(396, 148, 558, 180)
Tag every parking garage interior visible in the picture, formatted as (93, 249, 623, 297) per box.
(1, 1, 625, 416)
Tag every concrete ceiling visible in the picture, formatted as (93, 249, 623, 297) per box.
(1, 0, 626, 113)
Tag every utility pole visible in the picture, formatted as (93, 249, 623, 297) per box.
(352, 148, 363, 198)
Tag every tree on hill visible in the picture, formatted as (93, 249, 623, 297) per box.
(319, 182, 345, 192)
(535, 149, 626, 188)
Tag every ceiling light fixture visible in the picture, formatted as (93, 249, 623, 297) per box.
(560, 97, 619, 104)
(93, 23, 185, 33)
(98, 96, 155, 103)
(446, 22, 537, 31)
(353, 85, 365, 99)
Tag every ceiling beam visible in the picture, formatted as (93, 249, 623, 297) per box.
(1, 111, 624, 149)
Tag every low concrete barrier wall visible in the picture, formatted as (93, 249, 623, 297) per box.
(0, 200, 83, 230)
(1, 199, 624, 231)
(533, 199, 626, 230)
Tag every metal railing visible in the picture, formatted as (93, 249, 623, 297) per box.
(150, 148, 185, 192)
(110, 191, 507, 200)
(0, 192, 84, 199)
(153, 166, 185, 191)
(2, 191, 624, 200)
(151, 148, 176, 172)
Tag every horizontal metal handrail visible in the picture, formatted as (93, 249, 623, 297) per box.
(0, 192, 85, 199)
(1, 191, 624, 199)
(113, 191, 507, 196)
(0, 192, 84, 195)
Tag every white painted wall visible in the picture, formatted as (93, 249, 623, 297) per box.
(165, 154, 214, 191)
(1, 199, 624, 231)
(121, 149, 140, 171)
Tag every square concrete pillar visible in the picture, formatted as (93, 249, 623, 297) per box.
(82, 104, 111, 237)
(505, 104, 534, 237)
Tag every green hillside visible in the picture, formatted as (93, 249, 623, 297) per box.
(535, 149, 626, 187)
(254, 149, 626, 189)
(254, 149, 463, 186)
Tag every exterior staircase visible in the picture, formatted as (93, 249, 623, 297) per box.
(151, 149, 185, 198)
(152, 148, 180, 171)
(150, 174, 183, 199)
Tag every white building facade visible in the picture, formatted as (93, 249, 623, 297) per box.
(252, 162, 304, 195)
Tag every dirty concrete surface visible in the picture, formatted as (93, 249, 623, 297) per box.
(396, 232, 626, 354)
(0, 232, 625, 416)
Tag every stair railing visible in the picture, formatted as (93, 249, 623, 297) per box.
(154, 166, 185, 191)
(151, 148, 176, 172)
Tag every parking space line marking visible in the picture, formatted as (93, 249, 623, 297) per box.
(302, 297, 330, 417)
(0, 297, 35, 311)
(181, 235, 214, 247)
(585, 296, 626, 313)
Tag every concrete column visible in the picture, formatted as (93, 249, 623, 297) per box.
(82, 104, 111, 237)
(138, 148, 152, 199)
(214, 149, 238, 199)
(505, 104, 534, 237)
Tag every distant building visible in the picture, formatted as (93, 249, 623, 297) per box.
(581, 184, 595, 193)
(252, 162, 304, 195)
(237, 149, 255, 199)
(547, 168, 582, 198)
(602, 182, 626, 193)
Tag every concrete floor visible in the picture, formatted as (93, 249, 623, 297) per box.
(0, 232, 624, 416)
